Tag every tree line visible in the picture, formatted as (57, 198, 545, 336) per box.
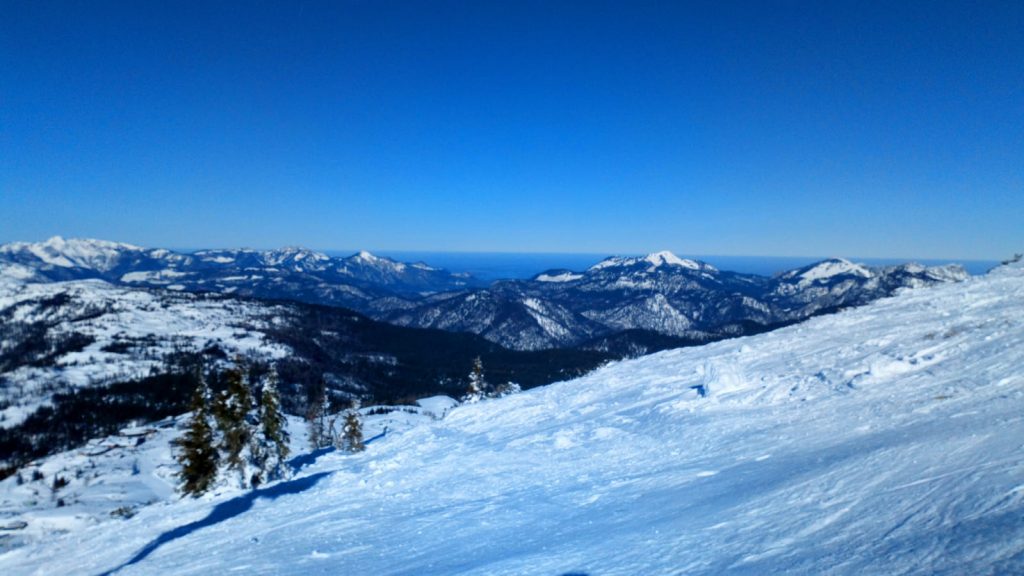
(176, 359, 367, 497)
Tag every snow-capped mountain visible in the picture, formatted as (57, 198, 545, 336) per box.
(388, 251, 970, 350)
(2, 256, 1020, 575)
(0, 239, 971, 352)
(0, 237, 478, 312)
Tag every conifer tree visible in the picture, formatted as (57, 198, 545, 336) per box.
(306, 382, 334, 450)
(336, 401, 365, 453)
(462, 356, 488, 403)
(213, 363, 255, 485)
(176, 370, 219, 497)
(251, 368, 291, 484)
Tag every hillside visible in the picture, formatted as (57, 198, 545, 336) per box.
(1, 261, 1022, 575)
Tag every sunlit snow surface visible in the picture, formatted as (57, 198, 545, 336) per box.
(3, 264, 1024, 575)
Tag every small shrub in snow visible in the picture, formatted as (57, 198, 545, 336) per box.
(110, 506, 137, 519)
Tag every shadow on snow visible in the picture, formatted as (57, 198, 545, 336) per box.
(100, 431, 390, 574)
(98, 471, 332, 576)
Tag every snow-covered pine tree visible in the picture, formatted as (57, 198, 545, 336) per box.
(250, 368, 291, 485)
(175, 369, 219, 497)
(306, 382, 335, 450)
(213, 363, 255, 486)
(336, 401, 365, 453)
(462, 356, 488, 403)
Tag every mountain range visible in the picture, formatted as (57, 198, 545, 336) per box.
(0, 237, 970, 351)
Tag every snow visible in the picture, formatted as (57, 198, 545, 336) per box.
(203, 256, 235, 264)
(0, 279, 291, 427)
(3, 265, 1024, 574)
(1, 237, 144, 271)
(644, 250, 701, 270)
(350, 250, 407, 272)
(0, 415, 312, 552)
(415, 396, 459, 420)
(521, 298, 572, 339)
(794, 258, 872, 285)
(535, 271, 584, 282)
(265, 247, 331, 266)
(589, 251, 710, 272)
(0, 264, 40, 281)
(120, 270, 188, 283)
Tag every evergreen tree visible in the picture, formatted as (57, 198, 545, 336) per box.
(462, 356, 488, 403)
(251, 368, 291, 485)
(175, 370, 218, 497)
(306, 382, 334, 450)
(213, 363, 255, 486)
(336, 401, 365, 453)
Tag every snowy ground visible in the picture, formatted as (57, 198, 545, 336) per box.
(0, 277, 289, 427)
(2, 263, 1023, 574)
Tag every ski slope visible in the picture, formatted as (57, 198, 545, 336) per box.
(3, 262, 1023, 575)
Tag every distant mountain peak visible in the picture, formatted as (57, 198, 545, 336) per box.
(588, 251, 710, 273)
(790, 258, 872, 284)
(643, 251, 701, 270)
(346, 250, 404, 270)
(265, 246, 330, 265)
(0, 237, 144, 270)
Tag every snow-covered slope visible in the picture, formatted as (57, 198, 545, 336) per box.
(2, 262, 1021, 574)
(0, 411, 391, 553)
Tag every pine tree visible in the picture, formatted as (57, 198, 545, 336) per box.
(176, 370, 219, 497)
(306, 382, 334, 450)
(213, 363, 255, 486)
(462, 356, 488, 403)
(251, 368, 291, 485)
(336, 401, 365, 453)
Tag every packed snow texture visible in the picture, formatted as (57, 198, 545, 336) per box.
(2, 263, 1023, 575)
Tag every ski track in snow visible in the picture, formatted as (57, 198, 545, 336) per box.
(2, 265, 1024, 575)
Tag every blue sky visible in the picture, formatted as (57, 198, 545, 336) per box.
(1, 1, 1021, 259)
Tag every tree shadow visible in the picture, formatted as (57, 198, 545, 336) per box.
(98, 471, 331, 575)
(285, 445, 335, 472)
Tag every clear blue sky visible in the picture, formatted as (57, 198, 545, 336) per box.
(1, 1, 1021, 259)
